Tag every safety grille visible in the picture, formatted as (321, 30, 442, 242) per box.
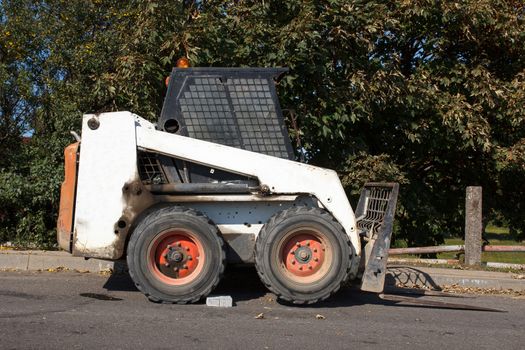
(229, 77, 288, 157)
(137, 151, 168, 185)
(180, 76, 242, 148)
(159, 68, 294, 160)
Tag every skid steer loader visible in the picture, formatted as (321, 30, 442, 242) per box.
(57, 66, 399, 304)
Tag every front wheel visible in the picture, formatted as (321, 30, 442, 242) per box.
(255, 207, 352, 304)
(127, 206, 226, 304)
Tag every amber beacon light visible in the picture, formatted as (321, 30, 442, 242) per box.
(165, 57, 191, 87)
(176, 57, 190, 68)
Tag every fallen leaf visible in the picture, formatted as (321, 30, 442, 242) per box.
(46, 266, 67, 272)
(98, 268, 113, 276)
(255, 313, 265, 319)
(441, 284, 525, 296)
(315, 314, 325, 320)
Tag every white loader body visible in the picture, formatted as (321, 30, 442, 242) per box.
(70, 112, 360, 278)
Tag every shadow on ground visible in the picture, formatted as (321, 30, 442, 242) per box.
(385, 266, 442, 290)
(102, 265, 268, 301)
(100, 265, 481, 311)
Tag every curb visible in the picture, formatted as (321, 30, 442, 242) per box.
(0, 250, 126, 273)
(386, 264, 525, 291)
(1, 250, 524, 291)
(388, 257, 525, 271)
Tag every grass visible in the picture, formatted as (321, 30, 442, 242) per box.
(394, 225, 525, 264)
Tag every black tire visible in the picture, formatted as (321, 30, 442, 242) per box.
(255, 207, 352, 304)
(127, 206, 226, 304)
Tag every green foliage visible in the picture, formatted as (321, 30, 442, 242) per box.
(1, 0, 524, 247)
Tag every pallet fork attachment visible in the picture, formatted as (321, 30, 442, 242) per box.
(356, 183, 505, 312)
(357, 182, 400, 293)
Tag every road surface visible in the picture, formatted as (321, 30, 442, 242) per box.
(0, 268, 523, 349)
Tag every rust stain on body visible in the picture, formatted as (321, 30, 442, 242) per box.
(110, 177, 156, 259)
(73, 177, 157, 260)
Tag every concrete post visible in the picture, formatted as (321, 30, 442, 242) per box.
(465, 186, 482, 266)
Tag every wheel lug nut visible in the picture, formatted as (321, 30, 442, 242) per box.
(186, 247, 190, 252)
(164, 262, 170, 267)
(188, 255, 192, 261)
(174, 267, 179, 272)
(306, 241, 310, 246)
(290, 250, 295, 255)
(314, 258, 319, 262)
(313, 249, 318, 253)
(183, 264, 188, 269)
(299, 266, 303, 270)
(296, 242, 301, 247)
(291, 260, 296, 265)
(308, 265, 313, 270)
(177, 242, 182, 247)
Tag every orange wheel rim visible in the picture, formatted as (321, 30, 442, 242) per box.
(147, 229, 205, 285)
(276, 227, 332, 284)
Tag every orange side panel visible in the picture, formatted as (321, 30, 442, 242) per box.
(57, 142, 80, 252)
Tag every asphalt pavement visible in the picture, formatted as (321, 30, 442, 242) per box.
(1, 268, 524, 350)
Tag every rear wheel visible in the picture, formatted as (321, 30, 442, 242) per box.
(127, 206, 225, 304)
(255, 207, 352, 304)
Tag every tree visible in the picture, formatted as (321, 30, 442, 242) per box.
(1, 0, 524, 247)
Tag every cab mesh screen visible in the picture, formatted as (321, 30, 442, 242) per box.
(159, 68, 294, 160)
